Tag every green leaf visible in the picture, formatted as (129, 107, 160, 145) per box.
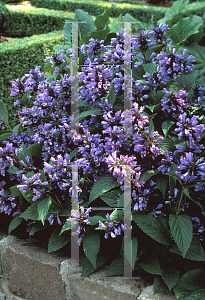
(0, 132, 12, 141)
(27, 143, 42, 158)
(8, 215, 23, 234)
(170, 235, 205, 261)
(83, 233, 100, 269)
(155, 176, 168, 198)
(143, 63, 157, 75)
(170, 16, 203, 45)
(12, 124, 21, 134)
(72, 109, 103, 124)
(90, 27, 110, 42)
(94, 6, 115, 31)
(139, 170, 159, 183)
(178, 71, 198, 91)
(105, 256, 124, 277)
(88, 215, 106, 226)
(74, 9, 96, 39)
(81, 254, 106, 278)
(21, 94, 29, 106)
(174, 269, 205, 300)
(21, 190, 33, 204)
(169, 214, 193, 258)
(60, 221, 72, 235)
(69, 148, 78, 161)
(18, 143, 33, 165)
(157, 0, 189, 26)
(20, 202, 40, 221)
(132, 65, 145, 81)
(0, 100, 8, 124)
(107, 85, 117, 106)
(162, 121, 175, 138)
(10, 185, 21, 197)
(139, 253, 161, 276)
(7, 166, 19, 174)
(159, 138, 175, 152)
(149, 119, 154, 135)
(48, 227, 70, 253)
(62, 21, 72, 44)
(133, 215, 171, 245)
(161, 267, 179, 291)
(89, 174, 119, 204)
(154, 276, 167, 295)
(100, 190, 122, 207)
(30, 222, 50, 235)
(38, 198, 52, 225)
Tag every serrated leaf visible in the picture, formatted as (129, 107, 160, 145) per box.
(69, 148, 78, 161)
(38, 198, 52, 225)
(48, 227, 70, 253)
(143, 63, 157, 75)
(9, 185, 21, 197)
(154, 276, 167, 295)
(162, 121, 175, 138)
(100, 190, 121, 207)
(12, 124, 21, 134)
(27, 143, 42, 158)
(30, 222, 50, 235)
(161, 267, 179, 291)
(170, 235, 205, 261)
(8, 215, 23, 234)
(60, 221, 72, 235)
(169, 214, 193, 258)
(174, 269, 205, 300)
(178, 71, 198, 91)
(139, 170, 159, 183)
(7, 166, 19, 174)
(132, 65, 145, 81)
(72, 109, 103, 124)
(105, 256, 124, 277)
(107, 85, 116, 106)
(139, 253, 161, 275)
(133, 215, 171, 245)
(88, 215, 106, 226)
(81, 254, 106, 278)
(0, 100, 8, 124)
(155, 176, 168, 198)
(89, 174, 119, 204)
(0, 132, 12, 141)
(83, 233, 100, 269)
(18, 143, 33, 165)
(20, 202, 40, 221)
(159, 138, 175, 152)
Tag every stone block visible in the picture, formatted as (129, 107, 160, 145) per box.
(2, 235, 67, 300)
(137, 285, 176, 300)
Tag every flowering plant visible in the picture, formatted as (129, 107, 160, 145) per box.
(1, 5, 205, 297)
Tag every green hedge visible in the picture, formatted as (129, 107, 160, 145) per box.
(0, 1, 9, 31)
(30, 0, 167, 23)
(0, 30, 67, 127)
(4, 5, 75, 36)
(30, 0, 205, 22)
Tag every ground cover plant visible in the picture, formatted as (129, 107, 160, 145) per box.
(1, 0, 205, 298)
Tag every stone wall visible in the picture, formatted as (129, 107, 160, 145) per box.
(0, 232, 176, 300)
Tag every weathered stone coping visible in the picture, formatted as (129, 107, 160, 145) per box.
(0, 232, 176, 300)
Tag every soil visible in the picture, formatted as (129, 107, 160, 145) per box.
(0, 0, 172, 43)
